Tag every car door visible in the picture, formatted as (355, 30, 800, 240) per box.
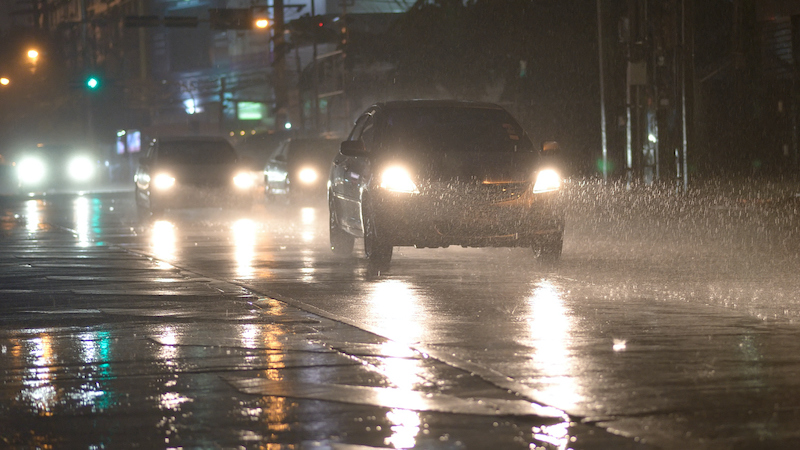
(333, 111, 376, 233)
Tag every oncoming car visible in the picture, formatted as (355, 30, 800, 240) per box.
(134, 136, 258, 215)
(263, 138, 341, 204)
(328, 100, 565, 271)
(10, 144, 104, 194)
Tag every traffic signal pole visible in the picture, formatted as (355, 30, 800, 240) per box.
(79, 0, 95, 150)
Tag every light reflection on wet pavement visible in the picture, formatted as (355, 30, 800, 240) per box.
(1, 182, 800, 449)
(0, 193, 649, 449)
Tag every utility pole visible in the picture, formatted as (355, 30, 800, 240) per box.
(624, 0, 655, 185)
(273, 0, 288, 131)
(791, 15, 800, 171)
(680, 0, 694, 191)
(597, 0, 609, 183)
(311, 0, 320, 134)
(342, 0, 350, 133)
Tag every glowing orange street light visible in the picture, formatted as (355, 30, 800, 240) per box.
(0, 77, 9, 86)
(27, 49, 39, 61)
(255, 18, 269, 29)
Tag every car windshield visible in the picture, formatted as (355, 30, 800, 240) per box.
(158, 140, 237, 165)
(381, 107, 532, 154)
(288, 140, 340, 161)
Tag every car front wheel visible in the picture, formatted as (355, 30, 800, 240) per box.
(146, 192, 165, 217)
(531, 232, 563, 265)
(134, 188, 150, 219)
(362, 199, 392, 272)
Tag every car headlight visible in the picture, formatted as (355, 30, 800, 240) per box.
(68, 156, 95, 182)
(17, 157, 46, 184)
(379, 166, 418, 193)
(233, 172, 254, 189)
(153, 173, 176, 190)
(532, 169, 561, 193)
(297, 167, 318, 185)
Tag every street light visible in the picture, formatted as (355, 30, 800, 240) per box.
(0, 77, 9, 86)
(26, 48, 40, 74)
(255, 18, 269, 29)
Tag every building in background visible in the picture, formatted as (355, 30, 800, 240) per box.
(1, 0, 410, 157)
(599, 0, 800, 183)
(4, 1, 799, 180)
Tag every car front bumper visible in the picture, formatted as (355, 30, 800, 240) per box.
(150, 185, 257, 210)
(371, 187, 564, 248)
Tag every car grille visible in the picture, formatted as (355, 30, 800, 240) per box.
(180, 174, 230, 188)
(423, 181, 528, 205)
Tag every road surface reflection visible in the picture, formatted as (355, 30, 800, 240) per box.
(232, 218, 257, 279)
(523, 279, 583, 411)
(151, 220, 177, 261)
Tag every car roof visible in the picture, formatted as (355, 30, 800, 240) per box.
(286, 137, 340, 147)
(156, 136, 231, 144)
(372, 99, 506, 112)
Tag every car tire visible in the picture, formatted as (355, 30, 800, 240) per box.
(531, 232, 563, 265)
(147, 195, 164, 217)
(135, 188, 152, 219)
(264, 180, 280, 204)
(135, 199, 150, 221)
(329, 196, 354, 255)
(264, 186, 274, 204)
(362, 198, 392, 272)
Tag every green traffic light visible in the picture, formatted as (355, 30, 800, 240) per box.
(87, 77, 99, 89)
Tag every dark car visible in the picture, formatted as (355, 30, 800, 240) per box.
(0, 154, 15, 195)
(134, 136, 259, 215)
(6, 143, 106, 194)
(263, 137, 341, 203)
(328, 100, 565, 271)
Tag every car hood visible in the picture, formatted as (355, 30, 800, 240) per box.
(379, 150, 540, 183)
(158, 162, 241, 185)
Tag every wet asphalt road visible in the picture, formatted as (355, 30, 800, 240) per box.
(1, 180, 800, 449)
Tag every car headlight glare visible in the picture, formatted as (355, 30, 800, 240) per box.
(17, 157, 46, 184)
(297, 167, 318, 184)
(68, 156, 95, 182)
(533, 169, 561, 193)
(380, 166, 418, 193)
(153, 173, 176, 190)
(233, 172, 254, 189)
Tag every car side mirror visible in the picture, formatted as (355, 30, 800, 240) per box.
(540, 141, 571, 176)
(541, 141, 560, 156)
(340, 140, 368, 157)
